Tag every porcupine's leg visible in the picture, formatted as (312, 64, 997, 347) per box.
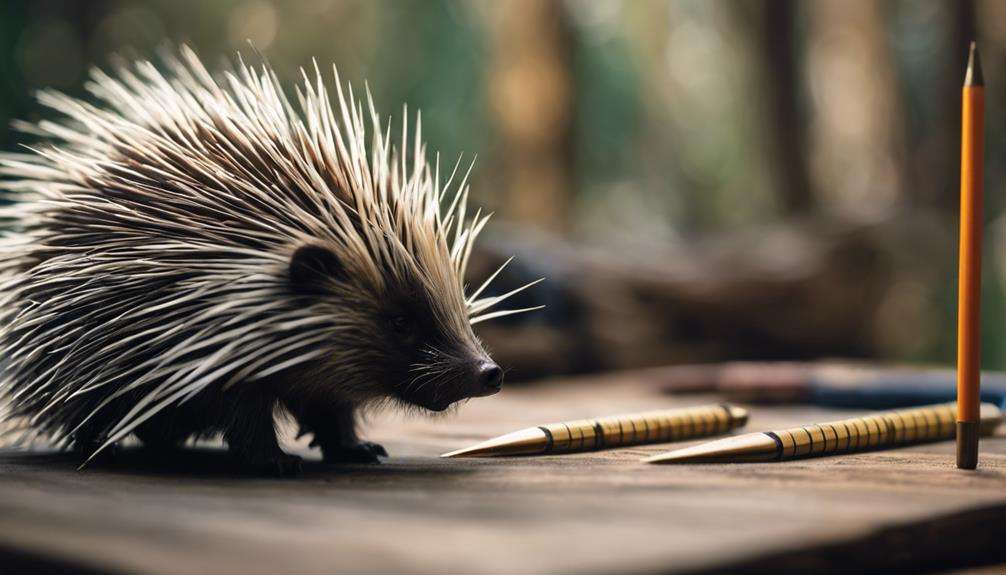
(294, 402, 387, 464)
(223, 389, 302, 477)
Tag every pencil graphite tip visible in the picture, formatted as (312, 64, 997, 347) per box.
(965, 41, 984, 87)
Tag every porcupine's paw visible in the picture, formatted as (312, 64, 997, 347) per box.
(322, 441, 388, 464)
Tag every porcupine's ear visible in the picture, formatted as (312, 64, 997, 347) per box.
(289, 244, 347, 294)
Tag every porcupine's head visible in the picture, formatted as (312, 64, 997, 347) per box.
(0, 47, 540, 449)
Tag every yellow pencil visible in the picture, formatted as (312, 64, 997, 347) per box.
(957, 42, 986, 470)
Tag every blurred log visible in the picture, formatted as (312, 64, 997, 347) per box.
(894, 0, 977, 213)
(485, 0, 574, 232)
(804, 0, 905, 212)
(469, 211, 955, 382)
(761, 0, 813, 213)
(735, 0, 813, 213)
(940, 0, 977, 215)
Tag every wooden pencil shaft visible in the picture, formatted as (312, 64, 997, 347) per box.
(441, 404, 748, 458)
(773, 403, 982, 460)
(647, 402, 1002, 464)
(544, 404, 744, 453)
(957, 78, 985, 424)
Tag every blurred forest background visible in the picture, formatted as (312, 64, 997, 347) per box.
(1, 0, 1005, 380)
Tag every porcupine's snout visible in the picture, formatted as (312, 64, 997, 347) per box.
(407, 354, 503, 412)
(433, 357, 502, 410)
(471, 360, 503, 397)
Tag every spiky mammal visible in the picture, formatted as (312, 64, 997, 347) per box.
(0, 47, 539, 475)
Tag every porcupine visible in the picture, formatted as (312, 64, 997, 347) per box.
(0, 47, 540, 475)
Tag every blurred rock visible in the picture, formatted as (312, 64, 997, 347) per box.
(470, 211, 954, 382)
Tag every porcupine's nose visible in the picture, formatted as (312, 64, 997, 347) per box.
(475, 361, 503, 395)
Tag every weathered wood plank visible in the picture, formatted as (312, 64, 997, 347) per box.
(1, 371, 1004, 574)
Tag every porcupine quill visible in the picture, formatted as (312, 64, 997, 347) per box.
(0, 46, 541, 475)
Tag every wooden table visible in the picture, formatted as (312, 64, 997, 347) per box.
(1, 370, 1005, 574)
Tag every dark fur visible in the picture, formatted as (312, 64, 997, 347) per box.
(52, 246, 499, 476)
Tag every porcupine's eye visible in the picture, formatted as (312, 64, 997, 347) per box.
(390, 315, 411, 334)
(390, 312, 419, 343)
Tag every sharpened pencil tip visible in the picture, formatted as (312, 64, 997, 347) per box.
(965, 41, 984, 87)
(440, 426, 549, 458)
(440, 448, 471, 458)
(644, 432, 779, 464)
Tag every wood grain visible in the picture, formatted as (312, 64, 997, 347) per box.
(1, 370, 1005, 574)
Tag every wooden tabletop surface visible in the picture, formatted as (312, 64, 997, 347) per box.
(1, 370, 1005, 574)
